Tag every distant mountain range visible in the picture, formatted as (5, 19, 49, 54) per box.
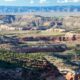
(0, 6, 80, 14)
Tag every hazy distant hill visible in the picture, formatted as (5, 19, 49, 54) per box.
(0, 6, 80, 14)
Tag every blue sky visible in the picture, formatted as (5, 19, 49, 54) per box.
(0, 0, 80, 6)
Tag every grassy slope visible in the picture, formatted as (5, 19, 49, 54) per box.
(0, 30, 65, 38)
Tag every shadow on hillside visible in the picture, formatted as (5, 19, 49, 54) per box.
(0, 59, 25, 80)
(0, 35, 67, 53)
(0, 35, 26, 48)
(51, 53, 80, 67)
(0, 60, 21, 69)
(0, 59, 66, 80)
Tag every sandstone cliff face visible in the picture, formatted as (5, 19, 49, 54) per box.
(0, 25, 15, 31)
(0, 15, 80, 31)
(63, 16, 80, 30)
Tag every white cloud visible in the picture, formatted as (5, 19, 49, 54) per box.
(40, 0, 46, 4)
(57, 0, 80, 3)
(73, 0, 80, 2)
(4, 0, 16, 2)
(30, 0, 34, 4)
